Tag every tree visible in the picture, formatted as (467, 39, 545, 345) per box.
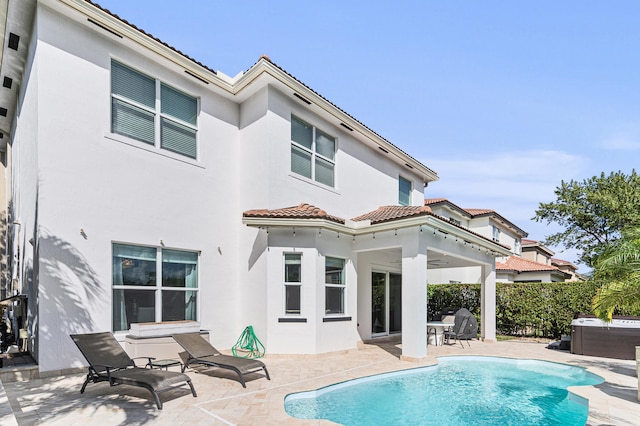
(533, 170, 640, 267)
(591, 227, 640, 321)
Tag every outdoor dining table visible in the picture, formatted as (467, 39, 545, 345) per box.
(426, 321, 455, 346)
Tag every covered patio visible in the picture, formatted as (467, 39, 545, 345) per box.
(243, 204, 512, 361)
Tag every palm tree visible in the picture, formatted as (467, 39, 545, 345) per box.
(592, 227, 640, 322)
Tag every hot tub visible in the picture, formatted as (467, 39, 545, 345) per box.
(571, 315, 640, 360)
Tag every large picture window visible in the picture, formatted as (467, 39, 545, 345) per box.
(284, 253, 302, 314)
(291, 115, 336, 187)
(111, 60, 198, 159)
(112, 243, 198, 331)
(325, 257, 346, 315)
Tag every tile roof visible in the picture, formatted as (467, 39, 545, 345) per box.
(464, 208, 494, 216)
(551, 258, 578, 270)
(351, 205, 433, 224)
(423, 198, 448, 205)
(243, 203, 345, 224)
(244, 203, 512, 252)
(521, 239, 539, 245)
(496, 256, 560, 272)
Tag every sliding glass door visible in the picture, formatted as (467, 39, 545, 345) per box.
(371, 271, 402, 336)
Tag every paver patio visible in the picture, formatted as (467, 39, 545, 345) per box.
(0, 338, 637, 425)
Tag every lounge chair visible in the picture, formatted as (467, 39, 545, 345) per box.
(70, 332, 197, 409)
(172, 332, 270, 388)
(443, 308, 478, 348)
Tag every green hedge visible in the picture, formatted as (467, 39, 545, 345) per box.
(427, 281, 601, 339)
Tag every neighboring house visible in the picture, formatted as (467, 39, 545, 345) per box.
(521, 239, 554, 265)
(551, 258, 583, 282)
(496, 239, 573, 282)
(424, 199, 528, 284)
(495, 256, 572, 283)
(423, 201, 581, 284)
(0, 0, 511, 374)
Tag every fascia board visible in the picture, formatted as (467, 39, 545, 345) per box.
(58, 0, 229, 90)
(61, 0, 437, 182)
(242, 214, 511, 256)
(234, 61, 439, 183)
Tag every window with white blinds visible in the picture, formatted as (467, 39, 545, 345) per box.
(291, 115, 335, 187)
(111, 61, 198, 159)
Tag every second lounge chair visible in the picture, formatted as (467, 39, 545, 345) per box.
(172, 332, 270, 388)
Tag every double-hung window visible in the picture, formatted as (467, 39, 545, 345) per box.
(399, 176, 412, 206)
(284, 254, 302, 314)
(291, 115, 336, 187)
(492, 225, 501, 242)
(111, 60, 198, 159)
(325, 257, 346, 314)
(112, 243, 199, 331)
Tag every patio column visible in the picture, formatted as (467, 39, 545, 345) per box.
(481, 263, 497, 342)
(401, 237, 428, 361)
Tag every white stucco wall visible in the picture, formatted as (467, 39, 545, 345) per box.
(12, 3, 431, 372)
(10, 2, 492, 372)
(25, 5, 246, 371)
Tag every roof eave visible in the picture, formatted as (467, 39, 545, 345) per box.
(242, 214, 512, 257)
(234, 60, 439, 183)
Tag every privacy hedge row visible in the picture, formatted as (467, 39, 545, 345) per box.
(427, 281, 601, 339)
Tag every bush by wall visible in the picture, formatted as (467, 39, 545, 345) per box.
(427, 281, 601, 339)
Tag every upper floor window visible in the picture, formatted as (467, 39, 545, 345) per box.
(291, 116, 335, 187)
(399, 176, 411, 206)
(492, 225, 500, 242)
(325, 257, 346, 315)
(514, 239, 521, 255)
(284, 253, 302, 315)
(449, 217, 462, 226)
(111, 60, 198, 159)
(112, 243, 198, 331)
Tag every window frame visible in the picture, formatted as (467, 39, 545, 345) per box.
(492, 225, 501, 242)
(398, 176, 412, 206)
(324, 256, 346, 315)
(290, 115, 336, 187)
(110, 60, 199, 159)
(283, 253, 302, 315)
(112, 243, 200, 332)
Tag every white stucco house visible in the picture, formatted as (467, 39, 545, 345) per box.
(0, 0, 512, 375)
(424, 199, 527, 284)
(495, 239, 574, 283)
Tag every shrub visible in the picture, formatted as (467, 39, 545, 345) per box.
(427, 281, 600, 339)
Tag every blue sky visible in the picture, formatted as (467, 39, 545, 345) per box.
(96, 1, 639, 269)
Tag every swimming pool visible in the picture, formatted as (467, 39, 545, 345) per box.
(284, 356, 604, 425)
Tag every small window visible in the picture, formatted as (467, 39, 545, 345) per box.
(492, 225, 500, 242)
(399, 176, 411, 206)
(325, 257, 346, 314)
(284, 253, 302, 315)
(514, 239, 521, 255)
(291, 116, 336, 187)
(449, 217, 461, 226)
(111, 60, 198, 159)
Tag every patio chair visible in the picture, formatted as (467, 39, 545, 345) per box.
(172, 332, 270, 388)
(443, 308, 478, 348)
(70, 332, 197, 409)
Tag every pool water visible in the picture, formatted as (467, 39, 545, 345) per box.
(284, 356, 604, 425)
